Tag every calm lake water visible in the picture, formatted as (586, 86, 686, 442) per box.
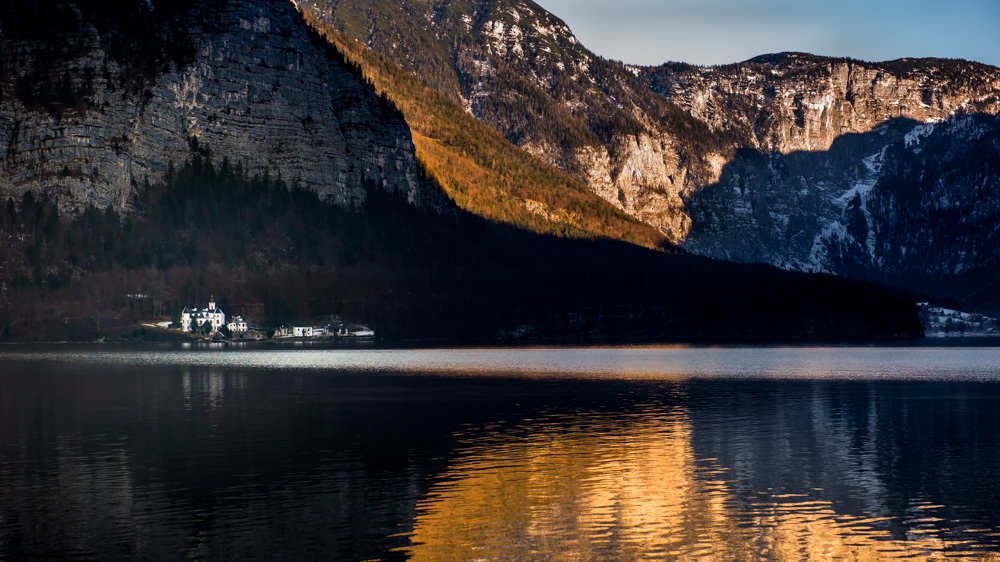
(2, 345, 1000, 560)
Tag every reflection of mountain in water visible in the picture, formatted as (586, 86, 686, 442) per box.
(3, 355, 1000, 560)
(685, 379, 1000, 556)
(408, 379, 1000, 559)
(407, 393, 734, 560)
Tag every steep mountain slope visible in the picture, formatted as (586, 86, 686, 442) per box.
(298, 0, 734, 241)
(683, 114, 1000, 276)
(653, 61, 1000, 310)
(298, 1, 1000, 237)
(298, 12, 671, 249)
(303, 0, 1000, 309)
(0, 0, 433, 211)
(663, 57, 1000, 309)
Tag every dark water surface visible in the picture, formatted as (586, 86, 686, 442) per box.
(2, 345, 1000, 560)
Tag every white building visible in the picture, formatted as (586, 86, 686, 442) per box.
(181, 298, 227, 333)
(227, 316, 249, 333)
(292, 326, 314, 338)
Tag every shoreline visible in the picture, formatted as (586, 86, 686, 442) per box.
(3, 335, 1000, 349)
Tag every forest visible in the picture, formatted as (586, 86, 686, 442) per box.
(0, 147, 922, 343)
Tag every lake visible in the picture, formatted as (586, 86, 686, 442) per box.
(2, 345, 1000, 560)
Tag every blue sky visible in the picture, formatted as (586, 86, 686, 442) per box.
(533, 0, 1000, 67)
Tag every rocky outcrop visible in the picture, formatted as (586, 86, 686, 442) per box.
(0, 0, 435, 213)
(572, 135, 693, 238)
(440, 0, 708, 242)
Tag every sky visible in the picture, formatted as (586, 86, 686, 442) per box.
(533, 0, 1000, 67)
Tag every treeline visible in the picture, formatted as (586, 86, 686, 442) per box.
(0, 150, 922, 342)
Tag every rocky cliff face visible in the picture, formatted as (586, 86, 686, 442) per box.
(650, 56, 1000, 292)
(644, 53, 1000, 154)
(679, 110, 1000, 309)
(0, 0, 433, 213)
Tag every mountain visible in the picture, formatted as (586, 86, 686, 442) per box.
(301, 0, 1000, 310)
(654, 57, 1000, 310)
(644, 53, 1000, 155)
(0, 0, 674, 248)
(0, 0, 434, 211)
(298, 12, 672, 249)
(684, 113, 1000, 303)
(297, 0, 728, 239)
(0, 0, 922, 342)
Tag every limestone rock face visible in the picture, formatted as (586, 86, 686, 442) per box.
(645, 54, 1000, 154)
(301, 0, 708, 243)
(679, 111, 1000, 307)
(0, 0, 434, 213)
(572, 134, 692, 238)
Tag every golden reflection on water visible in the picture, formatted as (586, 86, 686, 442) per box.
(403, 402, 1000, 561)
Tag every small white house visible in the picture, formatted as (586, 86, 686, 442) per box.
(292, 326, 314, 338)
(227, 316, 249, 333)
(181, 299, 226, 333)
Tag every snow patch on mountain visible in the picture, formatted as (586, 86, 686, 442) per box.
(807, 222, 847, 272)
(904, 122, 939, 151)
